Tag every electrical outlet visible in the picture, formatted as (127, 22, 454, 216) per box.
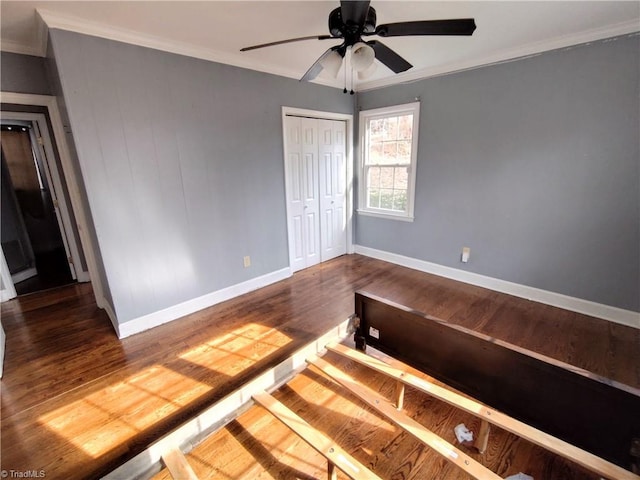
(461, 247, 471, 263)
(243, 256, 251, 268)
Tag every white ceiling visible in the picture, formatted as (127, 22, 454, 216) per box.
(1, 1, 638, 91)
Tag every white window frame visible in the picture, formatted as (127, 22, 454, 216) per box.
(358, 101, 420, 222)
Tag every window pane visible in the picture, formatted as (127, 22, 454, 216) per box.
(383, 117, 399, 141)
(380, 167, 394, 189)
(398, 115, 413, 140)
(394, 167, 408, 190)
(368, 166, 381, 188)
(381, 142, 398, 164)
(380, 189, 394, 209)
(370, 119, 384, 141)
(397, 140, 411, 164)
(393, 190, 407, 211)
(368, 188, 380, 208)
(369, 141, 383, 164)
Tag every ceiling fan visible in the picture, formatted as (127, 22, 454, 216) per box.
(240, 0, 476, 86)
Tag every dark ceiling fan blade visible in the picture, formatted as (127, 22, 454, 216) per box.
(300, 45, 346, 82)
(372, 19, 477, 37)
(340, 0, 371, 26)
(241, 35, 335, 52)
(367, 40, 412, 73)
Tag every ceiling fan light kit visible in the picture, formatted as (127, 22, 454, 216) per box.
(319, 50, 344, 78)
(351, 42, 376, 72)
(241, 0, 476, 88)
(358, 61, 378, 81)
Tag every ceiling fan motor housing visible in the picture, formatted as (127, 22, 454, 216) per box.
(328, 6, 377, 43)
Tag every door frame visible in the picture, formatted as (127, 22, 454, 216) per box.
(281, 107, 354, 273)
(0, 92, 106, 308)
(1, 112, 81, 281)
(0, 247, 17, 302)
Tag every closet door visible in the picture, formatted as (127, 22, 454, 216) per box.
(318, 119, 347, 261)
(285, 116, 320, 272)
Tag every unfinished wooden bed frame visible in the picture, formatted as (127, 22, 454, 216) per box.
(353, 291, 640, 478)
(116, 292, 640, 479)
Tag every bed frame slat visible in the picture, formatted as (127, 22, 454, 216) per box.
(326, 341, 639, 480)
(308, 356, 503, 480)
(253, 391, 383, 480)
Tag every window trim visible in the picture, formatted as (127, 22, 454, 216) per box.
(358, 101, 420, 221)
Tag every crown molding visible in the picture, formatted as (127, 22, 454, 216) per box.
(1, 10, 48, 57)
(357, 20, 640, 92)
(14, 8, 638, 92)
(357, 19, 640, 92)
(36, 8, 342, 90)
(0, 39, 42, 57)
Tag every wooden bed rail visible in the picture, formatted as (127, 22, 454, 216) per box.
(307, 356, 504, 480)
(325, 342, 640, 480)
(253, 391, 383, 480)
(353, 291, 640, 472)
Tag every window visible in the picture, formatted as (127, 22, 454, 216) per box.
(358, 102, 420, 221)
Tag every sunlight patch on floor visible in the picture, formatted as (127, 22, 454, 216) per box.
(38, 323, 292, 459)
(38, 364, 210, 457)
(178, 323, 292, 376)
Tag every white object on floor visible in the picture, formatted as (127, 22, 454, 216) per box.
(504, 473, 534, 480)
(453, 423, 474, 443)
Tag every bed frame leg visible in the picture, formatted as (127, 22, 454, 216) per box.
(475, 420, 491, 454)
(395, 380, 405, 410)
(352, 316, 367, 351)
(328, 460, 337, 480)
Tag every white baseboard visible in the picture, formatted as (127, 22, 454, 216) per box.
(354, 245, 640, 329)
(117, 268, 292, 339)
(103, 316, 354, 479)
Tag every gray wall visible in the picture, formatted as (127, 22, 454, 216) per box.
(49, 29, 353, 324)
(1, 52, 51, 95)
(356, 34, 640, 312)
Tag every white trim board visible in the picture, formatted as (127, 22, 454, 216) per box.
(354, 245, 640, 329)
(0, 93, 97, 285)
(357, 24, 640, 92)
(104, 316, 354, 479)
(2, 111, 85, 283)
(29, 8, 639, 93)
(36, 8, 340, 90)
(117, 267, 291, 338)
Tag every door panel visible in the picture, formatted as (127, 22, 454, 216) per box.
(319, 119, 347, 262)
(285, 115, 346, 272)
(301, 118, 320, 267)
(285, 118, 306, 272)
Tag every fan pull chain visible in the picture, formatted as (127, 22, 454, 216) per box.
(343, 60, 348, 94)
(350, 67, 355, 95)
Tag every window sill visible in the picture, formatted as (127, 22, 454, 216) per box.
(357, 209, 414, 222)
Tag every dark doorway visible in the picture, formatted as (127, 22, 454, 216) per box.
(1, 123, 74, 295)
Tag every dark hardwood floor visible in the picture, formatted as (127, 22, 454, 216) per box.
(1, 254, 638, 479)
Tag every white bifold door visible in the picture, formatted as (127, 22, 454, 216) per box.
(284, 116, 347, 272)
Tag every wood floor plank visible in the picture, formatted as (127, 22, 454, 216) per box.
(2, 254, 637, 478)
